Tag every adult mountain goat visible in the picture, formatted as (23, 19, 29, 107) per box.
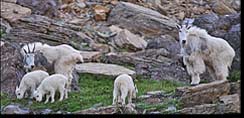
(178, 26, 235, 85)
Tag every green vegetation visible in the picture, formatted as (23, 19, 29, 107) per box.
(0, 73, 184, 113)
(227, 70, 240, 82)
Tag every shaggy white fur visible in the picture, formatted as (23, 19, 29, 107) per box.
(15, 70, 49, 99)
(33, 74, 69, 104)
(184, 26, 235, 85)
(21, 42, 84, 90)
(112, 74, 138, 105)
(54, 53, 84, 91)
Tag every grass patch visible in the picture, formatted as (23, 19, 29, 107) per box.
(0, 73, 184, 113)
(227, 70, 240, 82)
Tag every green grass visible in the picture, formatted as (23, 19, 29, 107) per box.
(227, 70, 240, 82)
(0, 73, 184, 113)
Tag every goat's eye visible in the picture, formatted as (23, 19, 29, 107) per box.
(37, 95, 39, 98)
(18, 93, 20, 95)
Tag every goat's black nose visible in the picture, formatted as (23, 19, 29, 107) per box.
(182, 40, 186, 44)
(31, 65, 35, 69)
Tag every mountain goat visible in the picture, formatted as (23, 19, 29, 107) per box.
(33, 74, 68, 104)
(112, 74, 138, 106)
(179, 26, 235, 85)
(15, 70, 49, 99)
(20, 42, 83, 91)
(54, 53, 84, 92)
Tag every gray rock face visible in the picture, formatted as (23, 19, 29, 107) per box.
(75, 63, 135, 76)
(1, 2, 32, 22)
(108, 2, 178, 38)
(0, 41, 26, 97)
(4, 14, 93, 46)
(16, 0, 60, 18)
(179, 94, 240, 114)
(175, 80, 230, 107)
(2, 104, 30, 114)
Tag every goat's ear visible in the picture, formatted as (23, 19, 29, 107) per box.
(16, 86, 19, 90)
(23, 49, 28, 54)
(176, 24, 181, 30)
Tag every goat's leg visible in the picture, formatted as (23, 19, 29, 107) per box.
(59, 87, 65, 101)
(44, 94, 51, 104)
(190, 73, 201, 86)
(121, 90, 128, 105)
(50, 89, 56, 103)
(112, 89, 117, 105)
(127, 90, 132, 104)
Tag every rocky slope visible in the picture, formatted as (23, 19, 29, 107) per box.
(0, 0, 240, 114)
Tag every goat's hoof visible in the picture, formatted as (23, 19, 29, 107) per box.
(190, 84, 198, 86)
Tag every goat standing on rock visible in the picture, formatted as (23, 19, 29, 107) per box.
(176, 22, 235, 85)
(112, 74, 138, 106)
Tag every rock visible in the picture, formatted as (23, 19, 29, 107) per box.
(40, 109, 53, 114)
(2, 104, 30, 114)
(108, 2, 178, 38)
(179, 94, 240, 114)
(0, 41, 26, 97)
(110, 25, 147, 51)
(93, 5, 110, 21)
(224, 23, 240, 70)
(175, 80, 230, 107)
(149, 111, 161, 114)
(211, 1, 237, 15)
(2, 0, 16, 3)
(138, 95, 151, 99)
(16, 0, 60, 18)
(146, 35, 179, 55)
(74, 105, 117, 114)
(3, 14, 93, 46)
(222, 0, 240, 11)
(193, 12, 220, 32)
(164, 105, 177, 112)
(144, 98, 161, 104)
(75, 63, 135, 76)
(80, 51, 102, 62)
(229, 81, 240, 95)
(1, 2, 31, 22)
(146, 91, 165, 96)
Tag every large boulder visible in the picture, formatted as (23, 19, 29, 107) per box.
(179, 94, 240, 114)
(175, 80, 230, 107)
(16, 0, 60, 18)
(109, 25, 147, 51)
(1, 2, 31, 22)
(75, 63, 135, 76)
(108, 2, 178, 38)
(3, 14, 93, 46)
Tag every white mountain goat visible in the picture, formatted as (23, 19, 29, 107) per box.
(54, 53, 84, 91)
(112, 74, 138, 106)
(20, 42, 83, 91)
(177, 25, 235, 85)
(15, 70, 49, 99)
(33, 74, 69, 104)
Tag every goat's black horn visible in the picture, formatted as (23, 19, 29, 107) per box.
(27, 43, 31, 53)
(32, 43, 35, 53)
